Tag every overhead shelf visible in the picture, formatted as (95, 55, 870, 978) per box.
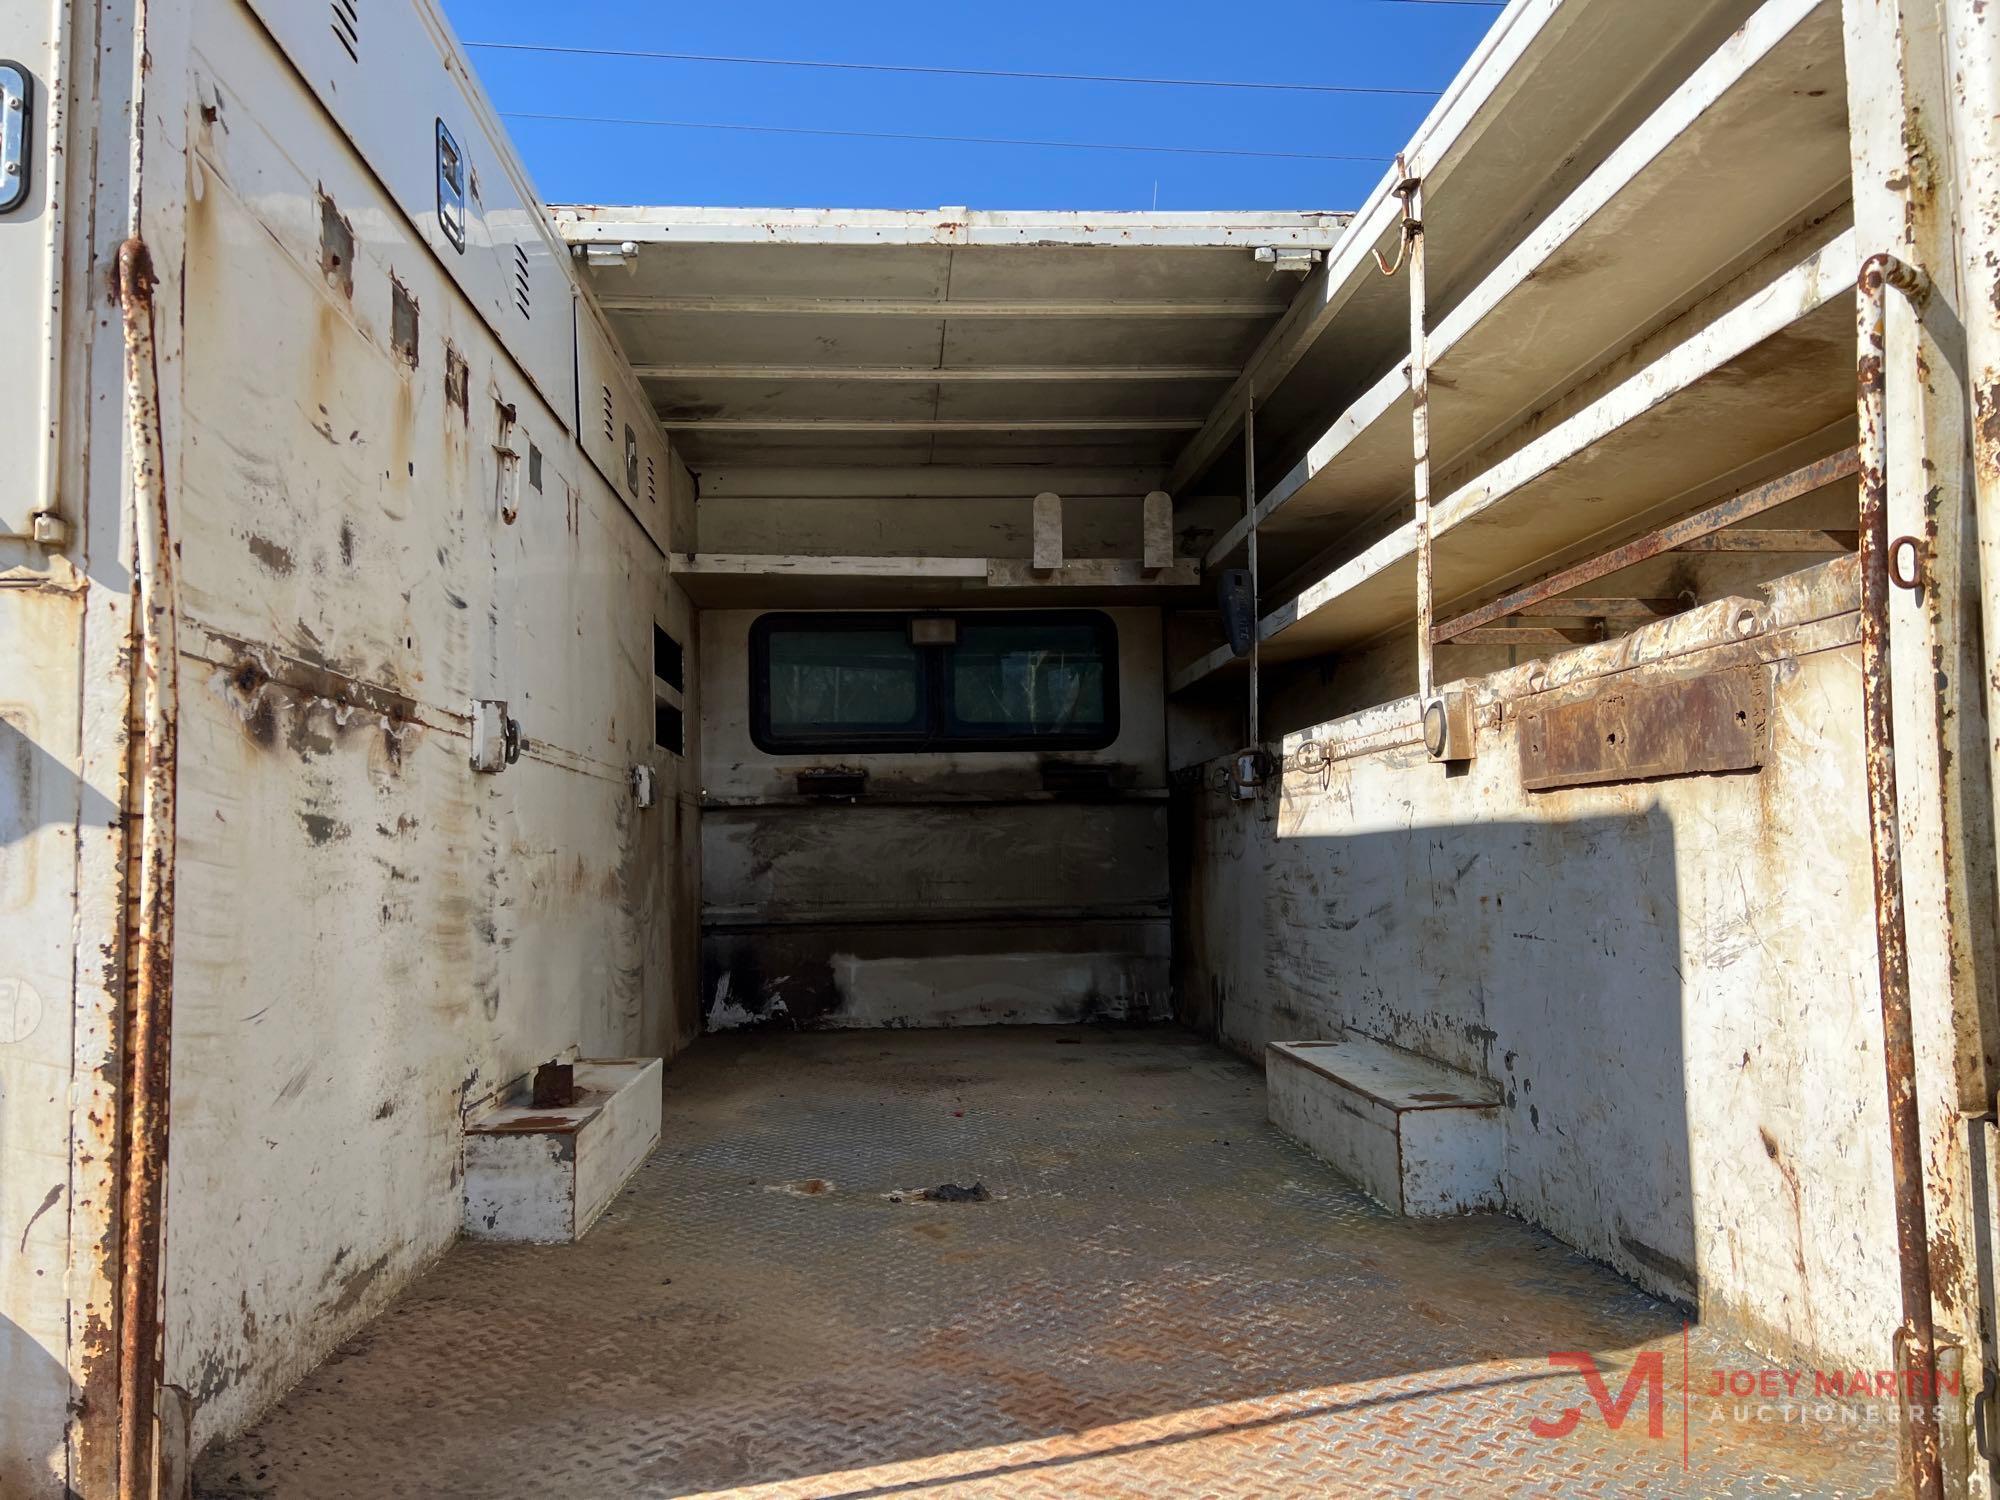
(1167, 0, 1801, 500)
(1171, 223, 1858, 694)
(672, 553, 1201, 610)
(1202, 0, 1850, 584)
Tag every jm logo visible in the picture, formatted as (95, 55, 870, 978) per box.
(1530, 1351, 1667, 1440)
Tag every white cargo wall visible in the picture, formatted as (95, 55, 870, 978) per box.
(136, 0, 700, 1452)
(1172, 562, 1902, 1369)
(700, 607, 1171, 1030)
(0, 0, 140, 1489)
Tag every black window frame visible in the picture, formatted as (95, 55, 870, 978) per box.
(750, 609, 1119, 755)
(653, 623, 685, 694)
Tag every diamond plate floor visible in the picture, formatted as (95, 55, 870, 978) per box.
(196, 1026, 1898, 1498)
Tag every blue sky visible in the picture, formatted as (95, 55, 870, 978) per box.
(438, 1, 1499, 212)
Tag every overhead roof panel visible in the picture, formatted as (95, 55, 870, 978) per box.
(556, 208, 1346, 471)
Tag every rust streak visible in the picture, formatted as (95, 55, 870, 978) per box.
(116, 236, 182, 1500)
(1433, 449, 1863, 645)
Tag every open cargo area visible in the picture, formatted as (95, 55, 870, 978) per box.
(3, 0, 1999, 1494)
(194, 1029, 1897, 1498)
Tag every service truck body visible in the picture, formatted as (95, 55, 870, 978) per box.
(3, 0, 2000, 1494)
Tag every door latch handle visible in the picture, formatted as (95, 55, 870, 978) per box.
(470, 698, 522, 773)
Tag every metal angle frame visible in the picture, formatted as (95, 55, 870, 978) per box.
(1430, 448, 1860, 645)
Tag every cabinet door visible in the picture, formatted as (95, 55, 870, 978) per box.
(0, 0, 64, 537)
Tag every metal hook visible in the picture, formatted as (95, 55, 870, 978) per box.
(1371, 160, 1424, 278)
(1888, 534, 1926, 591)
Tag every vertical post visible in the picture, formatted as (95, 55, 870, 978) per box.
(1944, 0, 2000, 958)
(1844, 6, 1998, 1490)
(1243, 393, 1259, 749)
(117, 236, 180, 1500)
(1859, 252, 1944, 1500)
(1407, 169, 1435, 704)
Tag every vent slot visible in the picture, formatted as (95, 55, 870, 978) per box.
(653, 625, 684, 692)
(646, 456, 658, 506)
(654, 702, 684, 756)
(331, 0, 359, 62)
(512, 244, 531, 318)
(390, 278, 419, 366)
(601, 386, 615, 445)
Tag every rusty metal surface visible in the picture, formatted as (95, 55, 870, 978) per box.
(197, 1029, 1896, 1498)
(1517, 665, 1770, 792)
(1857, 251, 1943, 1500)
(533, 1062, 577, 1110)
(1432, 447, 1861, 645)
(118, 235, 182, 1500)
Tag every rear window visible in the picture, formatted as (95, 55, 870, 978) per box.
(764, 623, 925, 740)
(948, 619, 1111, 740)
(751, 611, 1118, 754)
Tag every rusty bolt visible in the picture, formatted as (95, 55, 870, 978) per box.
(531, 1061, 575, 1110)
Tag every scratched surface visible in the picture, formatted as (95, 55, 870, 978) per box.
(153, 0, 703, 1455)
(196, 1028, 1895, 1498)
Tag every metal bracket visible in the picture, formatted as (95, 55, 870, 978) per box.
(1253, 246, 1321, 277)
(0, 61, 31, 215)
(1422, 691, 1475, 763)
(493, 402, 523, 525)
(469, 699, 521, 773)
(1216, 568, 1255, 657)
(1226, 747, 1274, 802)
(578, 239, 640, 270)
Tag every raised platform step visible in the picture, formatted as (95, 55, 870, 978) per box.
(464, 1058, 663, 1243)
(1267, 1036, 1502, 1216)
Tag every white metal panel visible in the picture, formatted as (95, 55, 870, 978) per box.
(555, 205, 1349, 249)
(576, 291, 673, 554)
(152, 0, 697, 1454)
(236, 0, 576, 429)
(1184, 569, 1902, 1363)
(0, 4, 124, 1493)
(0, 584, 89, 1499)
(0, 0, 66, 536)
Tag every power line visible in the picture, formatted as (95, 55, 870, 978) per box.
(465, 40, 1444, 98)
(504, 112, 1394, 163)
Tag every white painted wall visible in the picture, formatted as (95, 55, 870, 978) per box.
(699, 606, 1171, 1029)
(139, 0, 703, 1454)
(1173, 560, 1903, 1369)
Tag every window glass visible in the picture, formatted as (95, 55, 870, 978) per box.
(764, 626, 923, 740)
(751, 612, 1116, 754)
(949, 621, 1109, 737)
